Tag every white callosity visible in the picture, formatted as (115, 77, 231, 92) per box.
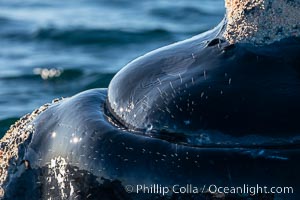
(48, 156, 69, 199)
(223, 0, 300, 44)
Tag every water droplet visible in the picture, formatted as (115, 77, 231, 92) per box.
(51, 132, 56, 138)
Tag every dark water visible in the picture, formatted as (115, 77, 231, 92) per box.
(0, 0, 224, 137)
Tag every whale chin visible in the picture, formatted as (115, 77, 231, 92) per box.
(107, 17, 300, 146)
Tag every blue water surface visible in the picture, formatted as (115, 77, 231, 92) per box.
(0, 0, 224, 137)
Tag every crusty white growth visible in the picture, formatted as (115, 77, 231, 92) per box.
(48, 156, 69, 199)
(223, 0, 300, 44)
(0, 98, 62, 198)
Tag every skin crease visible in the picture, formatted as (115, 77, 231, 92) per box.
(1, 0, 300, 199)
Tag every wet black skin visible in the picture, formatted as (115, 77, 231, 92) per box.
(108, 24, 300, 141)
(2, 20, 300, 199)
(3, 90, 300, 200)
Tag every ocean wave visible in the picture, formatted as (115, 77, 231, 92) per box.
(1, 68, 84, 81)
(0, 16, 9, 25)
(35, 27, 173, 44)
(1, 27, 180, 46)
(149, 6, 222, 21)
(0, 68, 115, 89)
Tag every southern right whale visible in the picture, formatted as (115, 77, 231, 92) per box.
(0, 0, 300, 199)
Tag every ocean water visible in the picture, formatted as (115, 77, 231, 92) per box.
(0, 0, 224, 137)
